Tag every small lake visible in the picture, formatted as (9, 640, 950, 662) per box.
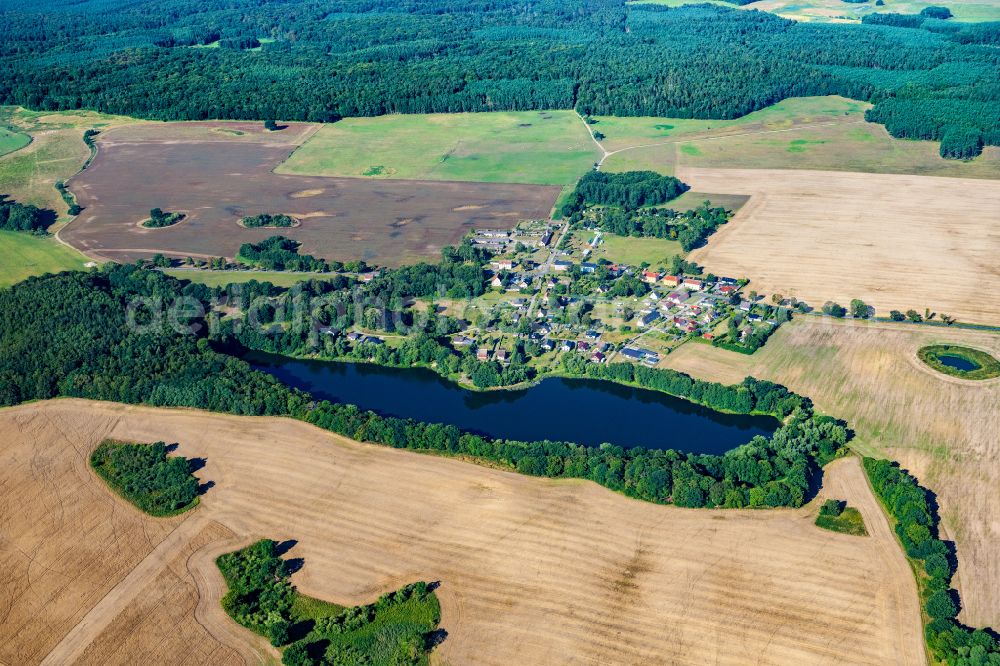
(936, 354, 980, 372)
(244, 351, 779, 454)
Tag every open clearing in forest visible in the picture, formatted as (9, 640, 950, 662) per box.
(276, 110, 600, 185)
(276, 96, 1000, 186)
(630, 0, 1000, 22)
(62, 123, 561, 266)
(596, 96, 1000, 178)
(740, 0, 1000, 21)
(1, 400, 924, 665)
(680, 166, 1000, 325)
(663, 317, 1000, 627)
(595, 97, 870, 153)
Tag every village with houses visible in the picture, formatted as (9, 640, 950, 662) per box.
(330, 217, 791, 389)
(463, 223, 782, 365)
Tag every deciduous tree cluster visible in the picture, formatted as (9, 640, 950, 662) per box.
(90, 440, 199, 515)
(237, 236, 330, 272)
(0, 195, 55, 233)
(864, 458, 1000, 664)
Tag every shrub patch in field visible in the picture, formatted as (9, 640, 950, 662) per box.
(141, 208, 185, 229)
(815, 498, 868, 536)
(90, 439, 199, 516)
(216, 539, 441, 665)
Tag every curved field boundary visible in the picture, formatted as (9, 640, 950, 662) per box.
(187, 535, 277, 665)
(1, 399, 925, 666)
(0, 127, 32, 158)
(660, 317, 1000, 627)
(58, 124, 561, 267)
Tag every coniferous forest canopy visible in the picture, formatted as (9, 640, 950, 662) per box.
(1, 0, 999, 156)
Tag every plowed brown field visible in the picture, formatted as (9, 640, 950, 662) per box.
(0, 400, 924, 665)
(61, 123, 561, 266)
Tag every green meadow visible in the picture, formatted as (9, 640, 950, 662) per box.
(277, 110, 600, 186)
(0, 231, 90, 288)
(0, 127, 30, 157)
(597, 96, 1000, 178)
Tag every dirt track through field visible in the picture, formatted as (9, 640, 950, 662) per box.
(682, 166, 1000, 325)
(0, 400, 925, 665)
(41, 514, 211, 666)
(61, 123, 560, 266)
(75, 520, 246, 666)
(186, 535, 276, 665)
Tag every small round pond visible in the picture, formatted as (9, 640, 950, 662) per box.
(244, 351, 780, 454)
(918, 344, 1000, 380)
(937, 354, 980, 372)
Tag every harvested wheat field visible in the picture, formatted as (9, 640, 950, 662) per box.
(0, 399, 923, 665)
(664, 317, 1000, 627)
(69, 518, 246, 666)
(0, 401, 256, 666)
(681, 167, 1000, 325)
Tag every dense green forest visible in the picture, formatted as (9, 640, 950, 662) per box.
(1, 0, 998, 156)
(0, 268, 302, 413)
(90, 439, 200, 515)
(217, 539, 440, 664)
(563, 171, 690, 211)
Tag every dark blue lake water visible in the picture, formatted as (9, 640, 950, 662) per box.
(245, 351, 779, 454)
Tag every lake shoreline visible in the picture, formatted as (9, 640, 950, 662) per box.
(243, 349, 779, 454)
